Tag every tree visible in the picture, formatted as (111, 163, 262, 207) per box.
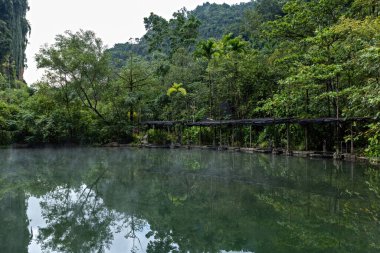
(36, 30, 110, 123)
(143, 9, 200, 56)
(144, 13, 170, 54)
(195, 39, 218, 117)
(216, 34, 249, 119)
(167, 82, 187, 96)
(113, 52, 156, 123)
(191, 1, 256, 39)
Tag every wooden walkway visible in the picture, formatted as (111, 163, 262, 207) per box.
(141, 117, 373, 127)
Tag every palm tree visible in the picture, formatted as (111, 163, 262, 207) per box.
(167, 83, 188, 122)
(221, 33, 248, 118)
(195, 39, 218, 118)
(167, 82, 187, 96)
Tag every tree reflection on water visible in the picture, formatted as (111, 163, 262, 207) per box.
(36, 166, 115, 252)
(0, 148, 379, 252)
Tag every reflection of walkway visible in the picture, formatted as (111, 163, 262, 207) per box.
(220, 251, 254, 253)
(143, 168, 350, 199)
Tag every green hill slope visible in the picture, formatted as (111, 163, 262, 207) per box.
(108, 1, 255, 63)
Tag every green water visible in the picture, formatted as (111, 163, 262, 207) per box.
(0, 148, 379, 253)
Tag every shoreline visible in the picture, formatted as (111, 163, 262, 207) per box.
(3, 142, 377, 164)
(127, 143, 374, 164)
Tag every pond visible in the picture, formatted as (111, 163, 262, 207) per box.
(0, 148, 379, 253)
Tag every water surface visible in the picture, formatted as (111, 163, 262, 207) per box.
(0, 148, 379, 253)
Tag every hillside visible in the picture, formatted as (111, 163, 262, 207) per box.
(108, 1, 255, 63)
(0, 0, 29, 82)
(192, 1, 255, 39)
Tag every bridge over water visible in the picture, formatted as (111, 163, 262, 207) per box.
(138, 117, 375, 158)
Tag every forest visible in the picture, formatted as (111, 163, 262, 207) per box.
(0, 0, 380, 157)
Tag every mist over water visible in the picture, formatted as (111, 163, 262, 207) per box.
(0, 148, 379, 252)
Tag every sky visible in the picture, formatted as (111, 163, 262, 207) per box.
(24, 0, 251, 84)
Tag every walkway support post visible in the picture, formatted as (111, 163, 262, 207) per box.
(213, 126, 216, 147)
(219, 126, 222, 147)
(250, 125, 252, 148)
(351, 122, 354, 155)
(304, 125, 309, 151)
(334, 121, 342, 159)
(167, 125, 171, 145)
(286, 123, 290, 153)
(179, 124, 183, 145)
(232, 126, 235, 147)
(199, 126, 201, 146)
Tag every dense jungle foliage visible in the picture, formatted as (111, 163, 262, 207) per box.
(1, 0, 380, 157)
